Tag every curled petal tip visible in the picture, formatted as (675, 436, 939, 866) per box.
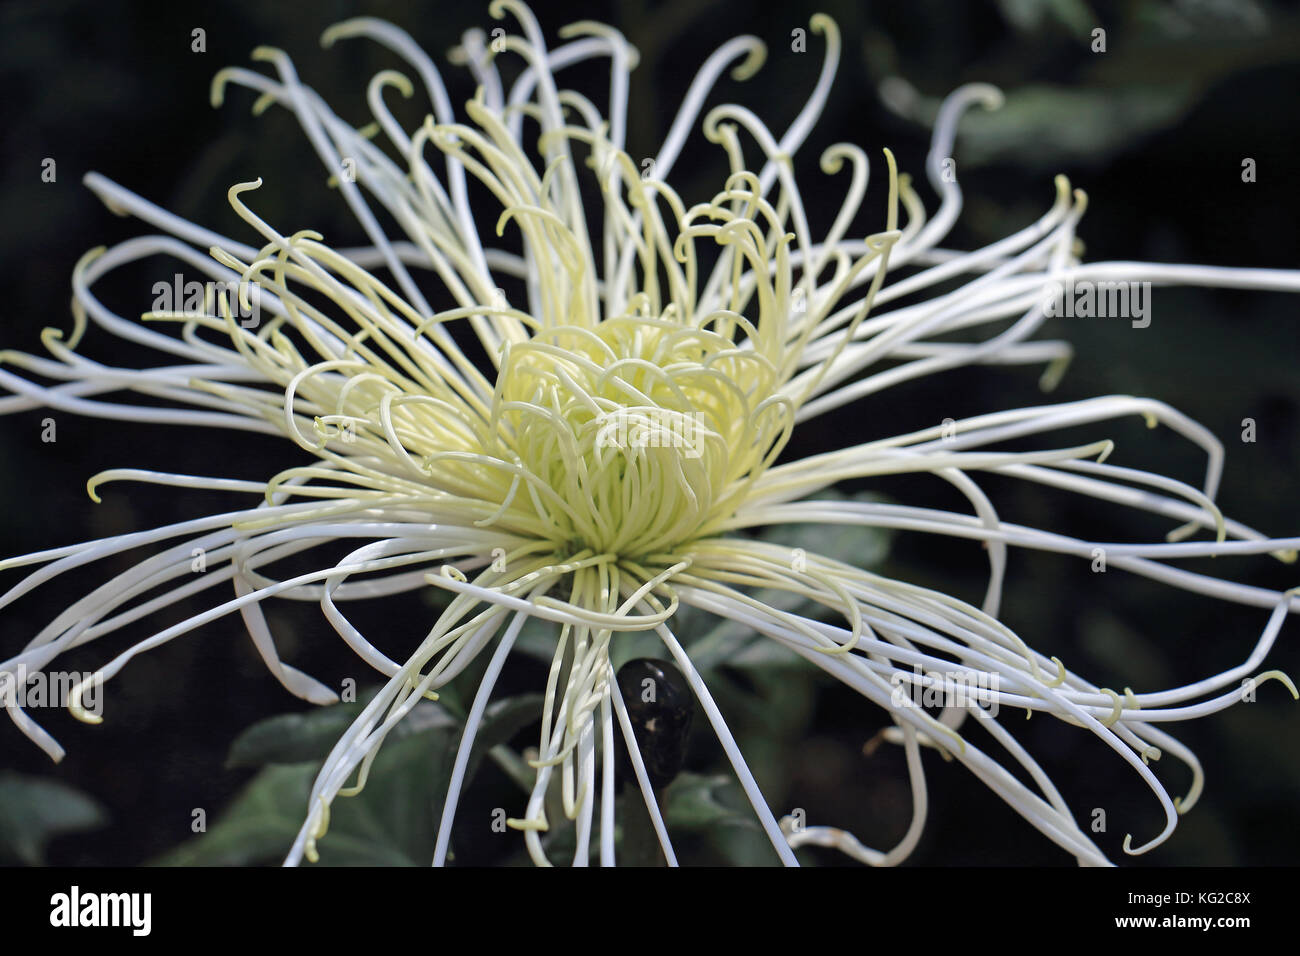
(68, 676, 103, 725)
(731, 40, 766, 81)
(1253, 669, 1299, 700)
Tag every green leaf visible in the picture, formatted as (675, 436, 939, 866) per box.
(160, 726, 459, 867)
(316, 730, 457, 865)
(165, 690, 542, 866)
(511, 613, 560, 663)
(662, 773, 753, 832)
(152, 763, 315, 866)
(0, 773, 107, 864)
(226, 703, 365, 768)
(226, 695, 456, 768)
(461, 694, 543, 788)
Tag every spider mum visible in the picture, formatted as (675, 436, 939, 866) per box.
(2, 3, 1299, 867)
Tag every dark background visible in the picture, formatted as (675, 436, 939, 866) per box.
(0, 0, 1298, 866)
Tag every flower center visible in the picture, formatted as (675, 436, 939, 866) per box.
(495, 313, 790, 559)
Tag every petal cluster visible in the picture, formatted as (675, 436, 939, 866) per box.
(1, 3, 1297, 866)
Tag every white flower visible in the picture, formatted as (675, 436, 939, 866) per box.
(2, 3, 1297, 866)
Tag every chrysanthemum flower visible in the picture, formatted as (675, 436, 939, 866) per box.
(3, 3, 1298, 867)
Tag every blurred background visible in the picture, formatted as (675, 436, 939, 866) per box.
(0, 0, 1297, 866)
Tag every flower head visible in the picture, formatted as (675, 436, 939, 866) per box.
(2, 2, 1298, 866)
